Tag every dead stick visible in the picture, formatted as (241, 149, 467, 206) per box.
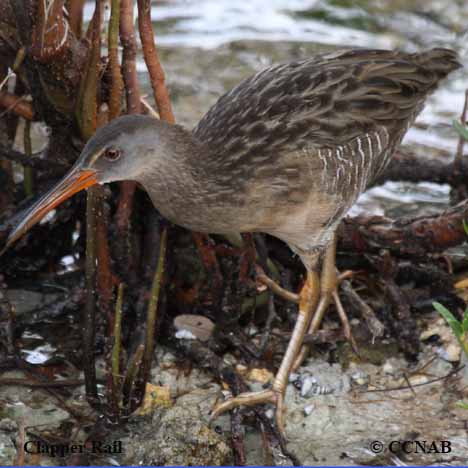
(137, 0, 175, 123)
(123, 344, 145, 412)
(68, 0, 86, 37)
(81, 0, 103, 408)
(0, 92, 33, 120)
(115, 0, 142, 280)
(373, 149, 468, 187)
(110, 283, 124, 418)
(137, 227, 167, 401)
(108, 0, 124, 119)
(338, 198, 468, 257)
(120, 0, 142, 114)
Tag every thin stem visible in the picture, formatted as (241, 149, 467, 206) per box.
(137, 0, 175, 123)
(132, 227, 167, 411)
(142, 227, 167, 381)
(110, 282, 124, 416)
(23, 119, 33, 197)
(112, 283, 124, 384)
(120, 0, 141, 114)
(84, 187, 99, 406)
(123, 344, 145, 412)
(81, 0, 104, 408)
(108, 0, 123, 119)
(454, 89, 468, 171)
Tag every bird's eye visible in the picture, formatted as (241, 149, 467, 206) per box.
(104, 147, 121, 161)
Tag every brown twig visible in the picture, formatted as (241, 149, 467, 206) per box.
(79, 0, 104, 409)
(338, 198, 468, 257)
(258, 292, 278, 353)
(361, 365, 464, 393)
(136, 0, 175, 123)
(0, 92, 33, 120)
(115, 0, 142, 284)
(108, 0, 123, 119)
(341, 280, 384, 338)
(84, 189, 100, 408)
(120, 0, 142, 115)
(68, 0, 86, 37)
(0, 378, 84, 387)
(373, 149, 468, 187)
(22, 119, 33, 197)
(134, 227, 167, 408)
(383, 278, 419, 356)
(110, 282, 124, 419)
(193, 232, 223, 302)
(95, 192, 114, 321)
(15, 418, 26, 465)
(123, 344, 145, 412)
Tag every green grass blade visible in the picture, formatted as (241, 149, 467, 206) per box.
(433, 302, 463, 339)
(463, 307, 468, 333)
(453, 120, 468, 140)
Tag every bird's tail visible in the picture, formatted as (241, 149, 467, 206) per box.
(411, 48, 462, 80)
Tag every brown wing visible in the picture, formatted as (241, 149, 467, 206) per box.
(193, 48, 459, 166)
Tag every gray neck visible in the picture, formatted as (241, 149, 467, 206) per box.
(136, 123, 215, 231)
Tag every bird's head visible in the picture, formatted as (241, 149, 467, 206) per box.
(1, 114, 174, 253)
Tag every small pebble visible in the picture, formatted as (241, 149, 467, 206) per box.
(382, 361, 394, 375)
(408, 374, 429, 386)
(436, 344, 461, 362)
(303, 404, 315, 416)
(248, 326, 258, 336)
(247, 368, 273, 384)
(300, 376, 314, 397)
(265, 409, 274, 419)
(350, 370, 369, 386)
(235, 364, 248, 375)
(289, 372, 299, 383)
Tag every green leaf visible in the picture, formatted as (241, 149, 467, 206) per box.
(455, 401, 468, 410)
(453, 120, 468, 140)
(433, 302, 463, 339)
(463, 219, 468, 236)
(463, 307, 468, 333)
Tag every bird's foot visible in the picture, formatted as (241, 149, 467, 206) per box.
(332, 288, 358, 353)
(211, 270, 320, 439)
(255, 264, 300, 303)
(292, 272, 358, 372)
(211, 388, 286, 438)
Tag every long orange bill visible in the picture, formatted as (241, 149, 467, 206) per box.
(1, 168, 98, 254)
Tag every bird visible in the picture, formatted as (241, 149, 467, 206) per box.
(2, 47, 461, 435)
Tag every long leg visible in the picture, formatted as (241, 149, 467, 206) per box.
(210, 268, 320, 437)
(292, 234, 357, 371)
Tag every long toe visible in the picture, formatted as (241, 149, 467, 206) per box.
(210, 388, 287, 438)
(332, 289, 359, 354)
